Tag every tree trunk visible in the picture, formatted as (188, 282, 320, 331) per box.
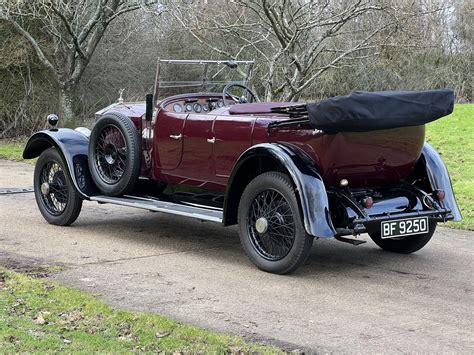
(59, 86, 75, 127)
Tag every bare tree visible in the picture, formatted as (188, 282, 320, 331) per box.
(172, 0, 387, 100)
(0, 0, 163, 123)
(172, 0, 450, 101)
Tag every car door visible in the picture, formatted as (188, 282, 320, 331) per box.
(177, 113, 216, 185)
(153, 109, 186, 170)
(213, 114, 256, 178)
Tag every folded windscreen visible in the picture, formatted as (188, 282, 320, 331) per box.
(306, 89, 454, 132)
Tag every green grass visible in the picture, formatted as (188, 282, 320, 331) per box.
(0, 104, 472, 229)
(426, 104, 474, 230)
(0, 269, 278, 353)
(0, 139, 25, 162)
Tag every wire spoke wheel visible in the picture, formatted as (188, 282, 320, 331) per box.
(247, 189, 296, 261)
(95, 125, 128, 184)
(38, 161, 69, 216)
(34, 148, 83, 226)
(238, 172, 313, 274)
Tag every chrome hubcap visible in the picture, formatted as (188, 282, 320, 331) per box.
(255, 217, 269, 234)
(40, 182, 50, 195)
(104, 144, 117, 165)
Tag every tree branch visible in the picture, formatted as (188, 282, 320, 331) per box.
(49, 2, 87, 60)
(78, 0, 103, 44)
(5, 18, 57, 78)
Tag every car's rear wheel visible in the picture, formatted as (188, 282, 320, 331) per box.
(238, 172, 313, 274)
(369, 220, 437, 253)
(88, 112, 141, 196)
(34, 148, 83, 226)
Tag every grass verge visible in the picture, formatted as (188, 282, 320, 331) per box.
(0, 268, 277, 353)
(0, 139, 26, 162)
(426, 104, 473, 230)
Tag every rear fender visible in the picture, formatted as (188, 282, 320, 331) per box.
(224, 143, 336, 238)
(420, 142, 462, 221)
(23, 128, 94, 198)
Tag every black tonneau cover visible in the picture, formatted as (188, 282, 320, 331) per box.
(306, 89, 454, 133)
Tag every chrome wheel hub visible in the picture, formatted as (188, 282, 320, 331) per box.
(40, 182, 50, 195)
(255, 217, 269, 234)
(104, 144, 117, 165)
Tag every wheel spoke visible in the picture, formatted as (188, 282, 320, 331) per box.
(38, 161, 68, 216)
(94, 125, 128, 184)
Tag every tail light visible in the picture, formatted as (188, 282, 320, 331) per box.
(362, 196, 373, 209)
(434, 189, 445, 201)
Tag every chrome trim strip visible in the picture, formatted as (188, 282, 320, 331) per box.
(90, 195, 223, 223)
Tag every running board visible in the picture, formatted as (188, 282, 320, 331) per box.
(90, 195, 223, 223)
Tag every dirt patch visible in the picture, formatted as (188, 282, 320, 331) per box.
(0, 251, 64, 279)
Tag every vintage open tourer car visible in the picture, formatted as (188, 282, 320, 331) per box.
(23, 59, 461, 274)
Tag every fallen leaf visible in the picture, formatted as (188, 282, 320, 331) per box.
(63, 339, 72, 344)
(118, 335, 132, 341)
(6, 335, 17, 343)
(155, 331, 170, 339)
(34, 314, 46, 324)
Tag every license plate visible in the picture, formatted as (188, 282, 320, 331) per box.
(381, 217, 429, 239)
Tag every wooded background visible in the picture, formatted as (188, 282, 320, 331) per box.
(0, 0, 472, 138)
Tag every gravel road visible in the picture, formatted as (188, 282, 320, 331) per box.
(0, 159, 472, 352)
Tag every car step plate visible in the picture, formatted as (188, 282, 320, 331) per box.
(90, 195, 223, 223)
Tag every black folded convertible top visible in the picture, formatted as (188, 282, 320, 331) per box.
(306, 89, 454, 133)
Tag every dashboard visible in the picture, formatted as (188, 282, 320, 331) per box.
(162, 95, 234, 114)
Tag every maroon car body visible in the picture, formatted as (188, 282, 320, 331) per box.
(100, 94, 424, 190)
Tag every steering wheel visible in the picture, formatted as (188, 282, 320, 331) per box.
(222, 83, 259, 106)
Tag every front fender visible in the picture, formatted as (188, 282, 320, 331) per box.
(225, 143, 336, 238)
(421, 142, 462, 221)
(23, 128, 93, 198)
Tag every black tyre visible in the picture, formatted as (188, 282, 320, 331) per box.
(34, 148, 83, 226)
(238, 172, 313, 274)
(369, 220, 437, 253)
(88, 112, 141, 196)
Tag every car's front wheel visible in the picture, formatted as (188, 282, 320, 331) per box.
(34, 147, 83, 226)
(238, 172, 313, 274)
(369, 220, 437, 253)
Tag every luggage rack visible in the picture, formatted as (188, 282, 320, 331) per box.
(268, 104, 310, 132)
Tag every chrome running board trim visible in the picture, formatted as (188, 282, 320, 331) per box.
(90, 195, 223, 223)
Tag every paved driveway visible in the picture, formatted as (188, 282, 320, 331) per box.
(0, 159, 472, 352)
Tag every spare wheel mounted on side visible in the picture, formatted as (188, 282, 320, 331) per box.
(88, 112, 141, 196)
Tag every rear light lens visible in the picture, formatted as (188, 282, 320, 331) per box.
(362, 196, 373, 209)
(434, 189, 445, 201)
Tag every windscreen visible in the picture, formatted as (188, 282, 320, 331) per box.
(155, 60, 253, 99)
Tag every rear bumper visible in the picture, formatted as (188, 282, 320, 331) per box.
(329, 178, 456, 237)
(347, 208, 453, 235)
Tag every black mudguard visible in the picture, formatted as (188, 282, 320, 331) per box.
(23, 128, 94, 198)
(421, 142, 462, 221)
(225, 143, 336, 238)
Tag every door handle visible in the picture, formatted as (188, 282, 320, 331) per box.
(169, 134, 182, 140)
(207, 137, 216, 144)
